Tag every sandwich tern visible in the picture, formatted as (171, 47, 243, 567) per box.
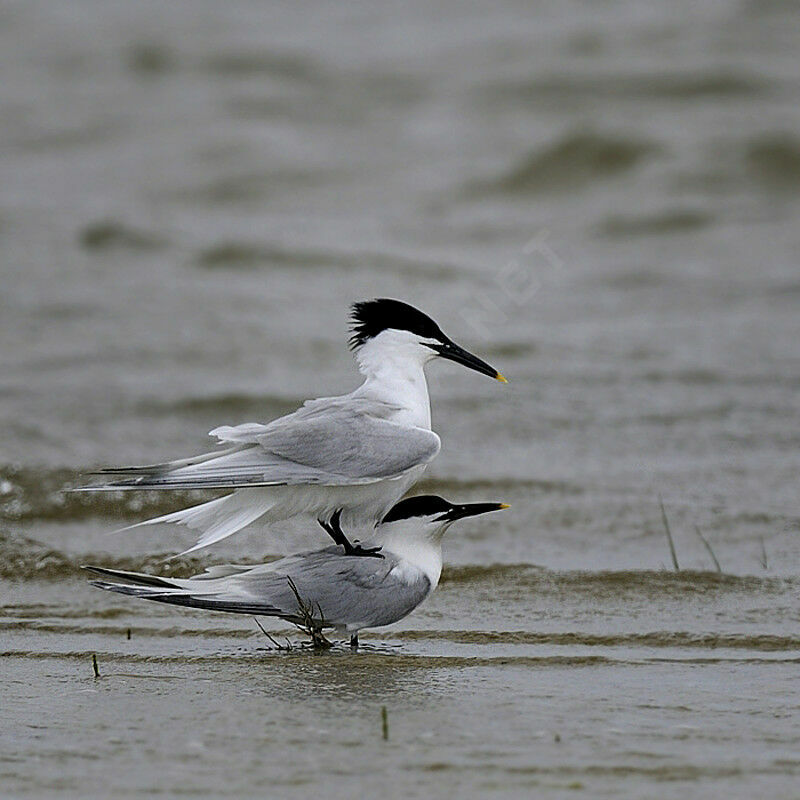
(85, 495, 509, 647)
(79, 299, 506, 556)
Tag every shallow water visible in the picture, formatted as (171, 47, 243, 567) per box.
(2, 1, 800, 797)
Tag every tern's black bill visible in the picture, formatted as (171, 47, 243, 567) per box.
(428, 340, 507, 382)
(440, 502, 510, 522)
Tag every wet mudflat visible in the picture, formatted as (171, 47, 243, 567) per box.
(3, 559, 800, 798)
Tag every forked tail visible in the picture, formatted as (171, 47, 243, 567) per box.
(83, 566, 282, 615)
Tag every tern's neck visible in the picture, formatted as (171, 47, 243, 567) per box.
(376, 528, 443, 588)
(354, 345, 432, 428)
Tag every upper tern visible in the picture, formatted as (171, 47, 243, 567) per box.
(79, 299, 506, 556)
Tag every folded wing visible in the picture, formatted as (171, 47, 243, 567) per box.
(85, 552, 431, 630)
(86, 398, 440, 491)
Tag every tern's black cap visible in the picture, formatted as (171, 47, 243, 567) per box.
(382, 495, 452, 522)
(349, 299, 444, 349)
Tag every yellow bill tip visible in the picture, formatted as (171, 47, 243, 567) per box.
(495, 372, 508, 384)
(498, 503, 511, 510)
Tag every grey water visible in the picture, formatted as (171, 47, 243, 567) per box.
(2, 1, 800, 797)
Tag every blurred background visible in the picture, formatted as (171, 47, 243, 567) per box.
(2, 2, 800, 797)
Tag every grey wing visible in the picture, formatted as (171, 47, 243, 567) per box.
(86, 551, 432, 628)
(231, 550, 432, 628)
(86, 397, 440, 490)
(257, 400, 441, 482)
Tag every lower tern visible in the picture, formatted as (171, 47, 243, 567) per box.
(85, 495, 508, 647)
(79, 299, 506, 556)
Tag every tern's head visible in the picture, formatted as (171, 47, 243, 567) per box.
(350, 298, 506, 382)
(380, 495, 509, 542)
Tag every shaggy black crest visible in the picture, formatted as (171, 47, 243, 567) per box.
(349, 299, 444, 349)
(382, 495, 452, 523)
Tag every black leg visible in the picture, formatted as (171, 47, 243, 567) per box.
(317, 510, 383, 558)
(350, 633, 359, 649)
(318, 509, 348, 547)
